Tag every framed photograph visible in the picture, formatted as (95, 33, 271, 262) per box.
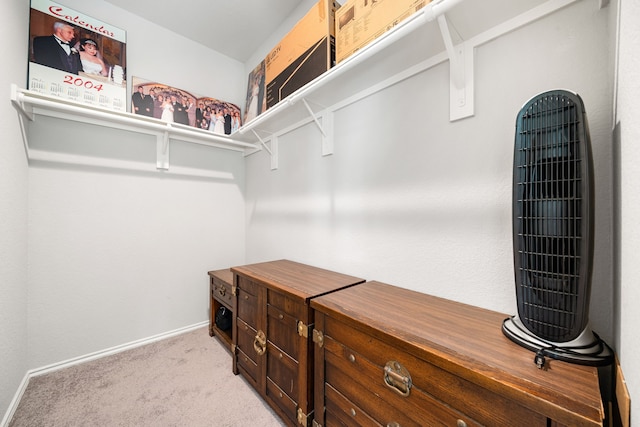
(28, 0, 127, 111)
(132, 77, 243, 135)
(244, 60, 266, 124)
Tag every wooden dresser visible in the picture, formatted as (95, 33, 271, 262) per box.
(208, 269, 234, 351)
(310, 281, 604, 427)
(231, 260, 365, 427)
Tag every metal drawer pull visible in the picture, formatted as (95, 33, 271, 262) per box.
(457, 420, 467, 427)
(383, 361, 412, 397)
(253, 330, 266, 356)
(387, 423, 401, 427)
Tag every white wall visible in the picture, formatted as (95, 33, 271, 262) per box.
(20, 1, 248, 369)
(616, 0, 640, 423)
(0, 0, 30, 421)
(245, 0, 615, 343)
(3, 0, 637, 423)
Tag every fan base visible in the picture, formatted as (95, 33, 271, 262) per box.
(502, 316, 613, 366)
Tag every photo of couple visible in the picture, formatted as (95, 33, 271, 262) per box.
(28, 0, 127, 110)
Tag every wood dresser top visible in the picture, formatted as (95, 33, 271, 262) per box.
(230, 260, 365, 302)
(311, 280, 604, 427)
(208, 268, 233, 284)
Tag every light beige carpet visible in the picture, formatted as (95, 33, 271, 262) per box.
(9, 327, 285, 426)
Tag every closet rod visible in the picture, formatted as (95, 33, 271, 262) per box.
(11, 85, 256, 151)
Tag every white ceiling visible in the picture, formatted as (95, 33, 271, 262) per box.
(103, 0, 304, 63)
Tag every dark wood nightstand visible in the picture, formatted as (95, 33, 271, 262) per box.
(208, 269, 235, 351)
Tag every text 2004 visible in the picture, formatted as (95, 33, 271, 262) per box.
(63, 75, 104, 92)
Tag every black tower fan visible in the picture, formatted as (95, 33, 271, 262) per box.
(502, 90, 612, 367)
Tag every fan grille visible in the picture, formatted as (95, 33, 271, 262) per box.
(513, 91, 592, 343)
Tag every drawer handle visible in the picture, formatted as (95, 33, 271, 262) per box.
(253, 330, 266, 356)
(387, 423, 401, 427)
(218, 286, 226, 297)
(383, 361, 412, 397)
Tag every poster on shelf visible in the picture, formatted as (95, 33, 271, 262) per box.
(28, 0, 127, 112)
(131, 76, 242, 135)
(244, 60, 266, 124)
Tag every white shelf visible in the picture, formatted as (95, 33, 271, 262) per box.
(11, 84, 258, 170)
(238, 0, 465, 141)
(234, 0, 586, 168)
(12, 0, 592, 172)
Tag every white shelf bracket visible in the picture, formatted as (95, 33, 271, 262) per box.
(301, 98, 334, 157)
(11, 86, 34, 121)
(10, 85, 33, 159)
(437, 14, 474, 121)
(252, 129, 272, 155)
(301, 98, 326, 137)
(321, 110, 334, 156)
(250, 129, 278, 170)
(156, 127, 170, 170)
(270, 135, 279, 170)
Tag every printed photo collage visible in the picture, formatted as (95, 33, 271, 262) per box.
(28, 0, 242, 134)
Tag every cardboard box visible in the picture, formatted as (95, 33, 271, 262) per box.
(335, 0, 431, 63)
(265, 0, 338, 109)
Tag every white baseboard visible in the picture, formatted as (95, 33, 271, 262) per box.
(0, 321, 208, 427)
(0, 372, 30, 427)
(29, 321, 209, 377)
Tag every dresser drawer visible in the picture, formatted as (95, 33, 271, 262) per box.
(269, 290, 305, 318)
(237, 286, 258, 328)
(267, 378, 297, 425)
(237, 275, 260, 296)
(267, 342, 299, 401)
(211, 276, 234, 308)
(323, 315, 545, 426)
(324, 336, 482, 427)
(237, 348, 259, 387)
(324, 382, 388, 427)
(236, 318, 259, 366)
(267, 304, 299, 359)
